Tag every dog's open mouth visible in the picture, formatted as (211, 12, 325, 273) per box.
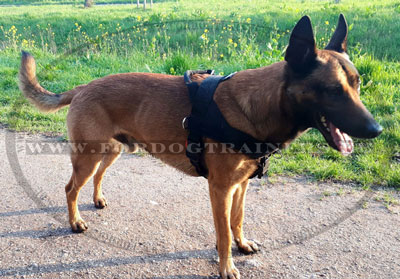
(314, 113, 353, 156)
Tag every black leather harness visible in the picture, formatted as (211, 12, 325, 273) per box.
(183, 70, 279, 179)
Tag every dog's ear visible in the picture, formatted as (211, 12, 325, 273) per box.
(285, 15, 317, 73)
(325, 14, 348, 53)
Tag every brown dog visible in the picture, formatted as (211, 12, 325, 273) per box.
(19, 14, 382, 279)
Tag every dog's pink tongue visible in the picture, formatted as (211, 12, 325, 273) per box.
(329, 123, 353, 156)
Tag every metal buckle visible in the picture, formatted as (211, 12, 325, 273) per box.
(182, 117, 188, 129)
(207, 69, 215, 75)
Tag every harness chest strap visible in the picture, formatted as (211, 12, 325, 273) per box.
(183, 70, 279, 179)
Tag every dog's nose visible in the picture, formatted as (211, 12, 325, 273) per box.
(366, 122, 383, 138)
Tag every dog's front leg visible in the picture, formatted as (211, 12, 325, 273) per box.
(231, 180, 259, 254)
(209, 182, 240, 279)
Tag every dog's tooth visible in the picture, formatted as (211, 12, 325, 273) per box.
(321, 116, 326, 123)
(326, 127, 330, 132)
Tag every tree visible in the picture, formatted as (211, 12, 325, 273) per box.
(84, 0, 94, 7)
(137, 0, 153, 10)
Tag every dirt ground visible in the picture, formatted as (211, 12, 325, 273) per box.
(0, 128, 399, 279)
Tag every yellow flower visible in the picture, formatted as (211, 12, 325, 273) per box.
(137, 15, 142, 21)
(325, 21, 329, 25)
(220, 54, 224, 58)
(228, 38, 233, 44)
(204, 29, 208, 33)
(246, 18, 251, 23)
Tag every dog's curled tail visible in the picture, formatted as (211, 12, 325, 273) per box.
(19, 51, 83, 112)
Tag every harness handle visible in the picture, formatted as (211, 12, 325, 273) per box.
(184, 70, 214, 85)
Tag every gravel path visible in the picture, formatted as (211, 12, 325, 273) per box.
(0, 128, 399, 278)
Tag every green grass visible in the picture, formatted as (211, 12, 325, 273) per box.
(0, 0, 399, 187)
(0, 0, 154, 5)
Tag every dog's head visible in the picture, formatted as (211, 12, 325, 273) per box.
(284, 14, 382, 155)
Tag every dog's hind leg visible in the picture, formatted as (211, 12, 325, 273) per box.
(93, 145, 121, 208)
(230, 179, 259, 255)
(66, 148, 102, 232)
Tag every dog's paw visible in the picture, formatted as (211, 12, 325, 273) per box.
(220, 261, 240, 279)
(236, 239, 259, 255)
(94, 196, 108, 209)
(71, 219, 88, 233)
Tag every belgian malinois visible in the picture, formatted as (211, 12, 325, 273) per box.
(19, 14, 382, 278)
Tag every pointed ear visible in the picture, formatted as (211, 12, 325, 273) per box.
(285, 16, 317, 73)
(325, 14, 348, 53)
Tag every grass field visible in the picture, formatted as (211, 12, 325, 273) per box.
(0, 0, 399, 187)
(0, 0, 147, 5)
